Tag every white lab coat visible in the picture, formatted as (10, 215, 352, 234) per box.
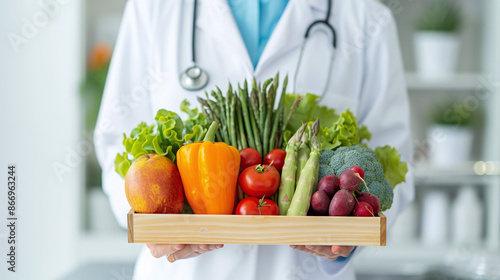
(94, 0, 415, 279)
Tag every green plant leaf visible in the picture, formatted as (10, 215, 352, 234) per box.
(156, 109, 184, 136)
(358, 125, 372, 143)
(326, 109, 359, 148)
(114, 104, 210, 178)
(184, 124, 207, 143)
(181, 99, 208, 136)
(418, 0, 461, 31)
(114, 152, 133, 178)
(284, 93, 338, 134)
(375, 145, 408, 189)
(282, 94, 372, 151)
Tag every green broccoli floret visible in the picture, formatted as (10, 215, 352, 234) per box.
(319, 145, 394, 211)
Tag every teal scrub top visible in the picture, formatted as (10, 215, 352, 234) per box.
(228, 0, 289, 68)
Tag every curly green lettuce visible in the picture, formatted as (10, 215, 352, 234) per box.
(180, 99, 208, 136)
(283, 94, 371, 150)
(114, 101, 209, 178)
(321, 109, 371, 150)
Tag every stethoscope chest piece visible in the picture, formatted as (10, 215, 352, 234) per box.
(180, 65, 209, 91)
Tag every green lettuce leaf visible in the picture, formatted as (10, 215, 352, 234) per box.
(282, 93, 371, 150)
(114, 152, 132, 178)
(114, 103, 209, 178)
(156, 109, 184, 137)
(284, 93, 338, 134)
(358, 125, 372, 143)
(180, 99, 208, 141)
(375, 145, 408, 189)
(323, 109, 359, 149)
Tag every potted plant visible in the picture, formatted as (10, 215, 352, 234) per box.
(426, 102, 476, 167)
(414, 0, 462, 78)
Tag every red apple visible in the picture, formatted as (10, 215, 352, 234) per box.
(125, 154, 184, 214)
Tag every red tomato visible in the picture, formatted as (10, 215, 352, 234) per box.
(239, 164, 280, 198)
(235, 197, 279, 215)
(239, 148, 262, 173)
(263, 149, 286, 172)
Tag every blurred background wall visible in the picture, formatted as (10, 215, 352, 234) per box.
(0, 0, 499, 279)
(0, 0, 84, 279)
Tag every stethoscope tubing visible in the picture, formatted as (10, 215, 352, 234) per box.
(180, 0, 209, 91)
(292, 0, 337, 101)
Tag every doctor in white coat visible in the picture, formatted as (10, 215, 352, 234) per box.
(94, 0, 414, 279)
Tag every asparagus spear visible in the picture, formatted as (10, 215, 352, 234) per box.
(287, 120, 321, 216)
(274, 72, 280, 94)
(236, 96, 248, 149)
(296, 131, 310, 183)
(278, 107, 285, 148)
(208, 99, 230, 144)
(269, 75, 285, 151)
(268, 109, 279, 151)
(248, 103, 263, 156)
(212, 115, 224, 143)
(239, 87, 255, 149)
(262, 78, 273, 95)
(250, 87, 260, 126)
(278, 123, 307, 215)
(225, 85, 231, 130)
(214, 88, 225, 116)
(211, 89, 231, 144)
(249, 87, 261, 152)
(258, 81, 267, 134)
(227, 88, 238, 148)
(295, 119, 319, 182)
(277, 75, 288, 147)
(198, 98, 223, 142)
(235, 99, 242, 151)
(262, 84, 275, 156)
(280, 97, 303, 148)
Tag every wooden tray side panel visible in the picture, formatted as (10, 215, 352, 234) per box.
(127, 209, 135, 243)
(130, 213, 385, 246)
(379, 213, 387, 246)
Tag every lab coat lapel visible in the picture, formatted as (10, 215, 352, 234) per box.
(255, 0, 316, 74)
(197, 0, 254, 75)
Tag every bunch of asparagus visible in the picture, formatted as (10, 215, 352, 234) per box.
(278, 119, 321, 216)
(197, 74, 302, 155)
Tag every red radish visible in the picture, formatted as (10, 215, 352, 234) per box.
(350, 166, 364, 179)
(317, 175, 340, 198)
(358, 193, 380, 214)
(339, 169, 361, 191)
(329, 189, 355, 216)
(310, 190, 330, 216)
(353, 201, 374, 217)
(350, 166, 369, 191)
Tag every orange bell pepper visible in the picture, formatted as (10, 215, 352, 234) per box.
(176, 122, 240, 214)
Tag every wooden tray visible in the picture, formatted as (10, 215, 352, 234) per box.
(127, 209, 386, 246)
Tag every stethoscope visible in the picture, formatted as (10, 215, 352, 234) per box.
(179, 0, 209, 91)
(180, 0, 337, 97)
